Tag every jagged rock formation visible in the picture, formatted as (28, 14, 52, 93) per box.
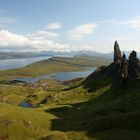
(112, 41, 140, 85)
(128, 50, 140, 77)
(85, 41, 140, 87)
(112, 42, 128, 85)
(114, 41, 122, 62)
(121, 53, 128, 80)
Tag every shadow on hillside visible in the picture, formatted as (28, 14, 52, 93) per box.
(82, 68, 113, 92)
(44, 86, 139, 140)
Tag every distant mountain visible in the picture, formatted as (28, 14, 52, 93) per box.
(0, 50, 139, 60)
(0, 52, 49, 60)
(40, 50, 114, 60)
(0, 51, 112, 60)
(39, 50, 140, 60)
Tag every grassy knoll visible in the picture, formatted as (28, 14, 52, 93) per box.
(0, 56, 110, 80)
(0, 83, 39, 105)
(0, 103, 56, 140)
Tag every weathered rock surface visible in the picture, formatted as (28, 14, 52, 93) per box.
(87, 41, 140, 87)
(128, 50, 140, 77)
(121, 53, 128, 80)
(114, 41, 122, 62)
(113, 41, 140, 85)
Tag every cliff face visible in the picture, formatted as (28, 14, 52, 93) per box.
(85, 41, 140, 87)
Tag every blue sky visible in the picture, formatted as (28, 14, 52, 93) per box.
(0, 0, 140, 52)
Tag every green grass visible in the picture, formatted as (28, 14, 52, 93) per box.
(1, 75, 140, 140)
(42, 77, 140, 140)
(0, 103, 56, 140)
(0, 56, 110, 80)
(1, 56, 140, 140)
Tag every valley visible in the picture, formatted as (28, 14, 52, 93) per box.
(0, 55, 111, 140)
(0, 42, 140, 140)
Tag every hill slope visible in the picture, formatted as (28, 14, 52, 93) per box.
(0, 55, 110, 80)
(0, 42, 140, 140)
(0, 71, 140, 140)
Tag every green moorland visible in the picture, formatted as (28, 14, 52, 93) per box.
(0, 55, 110, 81)
(0, 56, 140, 140)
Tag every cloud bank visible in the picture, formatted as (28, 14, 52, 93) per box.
(1, 19, 140, 53)
(0, 30, 97, 52)
(69, 23, 97, 40)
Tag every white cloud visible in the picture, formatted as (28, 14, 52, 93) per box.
(68, 23, 97, 40)
(0, 30, 29, 47)
(0, 17, 16, 24)
(0, 30, 138, 53)
(0, 30, 98, 52)
(0, 30, 70, 52)
(47, 22, 62, 29)
(27, 30, 59, 40)
(122, 17, 140, 28)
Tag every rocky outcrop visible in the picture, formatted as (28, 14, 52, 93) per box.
(96, 41, 140, 86)
(128, 50, 140, 77)
(114, 41, 122, 62)
(113, 55, 127, 85)
(112, 42, 128, 85)
(85, 41, 140, 87)
(121, 53, 128, 80)
(113, 42, 140, 85)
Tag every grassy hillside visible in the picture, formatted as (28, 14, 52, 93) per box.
(0, 71, 140, 139)
(0, 56, 139, 140)
(0, 56, 110, 81)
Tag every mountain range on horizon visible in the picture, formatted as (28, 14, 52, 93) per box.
(0, 49, 140, 60)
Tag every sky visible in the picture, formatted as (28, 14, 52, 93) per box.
(0, 0, 140, 53)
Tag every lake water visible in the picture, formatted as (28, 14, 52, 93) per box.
(15, 68, 95, 83)
(18, 101, 33, 108)
(0, 56, 51, 70)
(0, 56, 95, 82)
(50, 68, 95, 81)
(18, 68, 95, 108)
(0, 55, 73, 70)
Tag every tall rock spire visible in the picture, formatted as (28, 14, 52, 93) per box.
(113, 42, 128, 85)
(121, 52, 128, 80)
(114, 41, 122, 62)
(128, 50, 140, 77)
